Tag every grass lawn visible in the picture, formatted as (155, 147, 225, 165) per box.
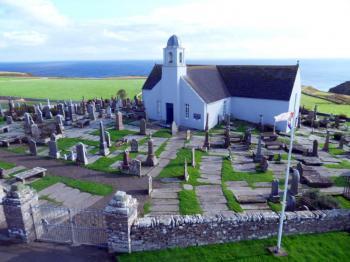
(0, 159, 16, 169)
(155, 141, 167, 157)
(0, 77, 145, 100)
(90, 128, 137, 141)
(143, 201, 151, 216)
(57, 137, 99, 155)
(30, 175, 113, 196)
(3, 145, 28, 154)
(301, 93, 350, 116)
(152, 128, 172, 138)
(330, 176, 348, 187)
(87, 152, 139, 173)
(179, 190, 202, 215)
(335, 196, 350, 209)
(324, 160, 350, 169)
(268, 201, 282, 212)
(118, 231, 350, 262)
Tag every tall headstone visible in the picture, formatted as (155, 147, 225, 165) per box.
(269, 179, 280, 203)
(144, 139, 158, 166)
(290, 169, 300, 196)
(205, 113, 209, 131)
(36, 108, 44, 123)
(28, 139, 37, 156)
(121, 150, 130, 170)
(105, 131, 111, 147)
(30, 124, 40, 140)
(338, 135, 345, 150)
(260, 156, 269, 172)
(48, 134, 60, 159)
(191, 147, 196, 168)
(115, 111, 124, 130)
(76, 142, 88, 165)
(106, 106, 112, 118)
(184, 158, 189, 182)
(130, 139, 139, 153)
(312, 139, 319, 157)
(203, 130, 210, 149)
(186, 130, 191, 141)
(171, 121, 178, 136)
(99, 121, 110, 156)
(322, 130, 330, 152)
(254, 135, 263, 162)
(139, 118, 146, 135)
(286, 194, 296, 211)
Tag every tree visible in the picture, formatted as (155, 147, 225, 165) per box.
(117, 89, 127, 100)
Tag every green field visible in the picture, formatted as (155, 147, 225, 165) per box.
(118, 231, 350, 262)
(0, 77, 145, 100)
(301, 94, 350, 116)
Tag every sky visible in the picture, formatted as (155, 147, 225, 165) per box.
(0, 0, 350, 61)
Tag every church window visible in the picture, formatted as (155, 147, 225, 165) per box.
(157, 101, 161, 115)
(179, 52, 183, 63)
(168, 52, 173, 63)
(185, 104, 189, 118)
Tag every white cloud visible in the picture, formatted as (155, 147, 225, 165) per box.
(102, 29, 130, 42)
(3, 31, 47, 46)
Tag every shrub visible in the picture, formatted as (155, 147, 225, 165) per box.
(298, 189, 340, 210)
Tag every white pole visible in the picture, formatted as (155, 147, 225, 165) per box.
(276, 93, 298, 252)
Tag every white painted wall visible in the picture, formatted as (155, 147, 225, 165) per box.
(206, 98, 230, 129)
(142, 82, 163, 121)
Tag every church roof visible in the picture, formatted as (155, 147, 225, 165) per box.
(142, 64, 299, 103)
(167, 35, 180, 47)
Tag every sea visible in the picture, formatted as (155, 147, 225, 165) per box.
(0, 59, 349, 92)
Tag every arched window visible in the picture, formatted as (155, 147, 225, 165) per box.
(168, 52, 173, 63)
(179, 52, 183, 63)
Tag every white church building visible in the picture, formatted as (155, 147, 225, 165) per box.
(142, 35, 301, 131)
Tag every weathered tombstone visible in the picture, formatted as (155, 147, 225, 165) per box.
(322, 130, 330, 152)
(148, 175, 152, 195)
(6, 116, 13, 125)
(186, 130, 191, 141)
(129, 159, 141, 176)
(171, 121, 178, 136)
(260, 156, 269, 172)
(105, 131, 111, 147)
(139, 118, 146, 135)
(28, 139, 37, 156)
(115, 111, 124, 130)
(36, 108, 44, 123)
(144, 139, 158, 166)
(76, 142, 88, 165)
(130, 139, 139, 153)
(254, 135, 262, 162)
(290, 169, 300, 196)
(48, 134, 60, 159)
(312, 139, 319, 157)
(106, 106, 112, 118)
(184, 158, 189, 182)
(269, 179, 280, 203)
(99, 121, 110, 156)
(205, 113, 209, 131)
(121, 150, 130, 169)
(338, 135, 345, 149)
(30, 124, 40, 140)
(286, 194, 296, 211)
(191, 147, 196, 167)
(244, 130, 252, 145)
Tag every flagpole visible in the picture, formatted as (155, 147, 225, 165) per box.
(276, 93, 298, 253)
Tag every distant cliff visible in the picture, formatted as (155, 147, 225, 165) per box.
(0, 71, 32, 77)
(329, 81, 350, 96)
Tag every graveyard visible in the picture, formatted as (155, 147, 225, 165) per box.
(0, 95, 349, 256)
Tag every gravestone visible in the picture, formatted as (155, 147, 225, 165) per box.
(67, 150, 76, 161)
(48, 134, 60, 159)
(6, 116, 13, 125)
(203, 130, 210, 149)
(260, 156, 269, 172)
(129, 159, 141, 176)
(191, 147, 196, 167)
(322, 130, 330, 152)
(171, 121, 178, 136)
(186, 130, 191, 141)
(254, 135, 263, 162)
(338, 136, 345, 149)
(184, 158, 189, 182)
(105, 131, 111, 147)
(130, 139, 139, 153)
(99, 121, 110, 156)
(312, 140, 318, 157)
(139, 118, 146, 135)
(269, 179, 280, 203)
(244, 130, 252, 145)
(28, 139, 37, 156)
(286, 194, 296, 211)
(76, 143, 88, 165)
(30, 124, 40, 140)
(148, 175, 152, 195)
(106, 106, 112, 118)
(121, 150, 130, 169)
(36, 108, 44, 123)
(144, 139, 158, 166)
(115, 111, 124, 130)
(290, 169, 300, 196)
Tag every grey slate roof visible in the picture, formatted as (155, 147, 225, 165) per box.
(142, 64, 299, 103)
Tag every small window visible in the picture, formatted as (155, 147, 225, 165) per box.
(179, 52, 183, 63)
(185, 103, 189, 118)
(223, 100, 227, 115)
(157, 101, 161, 115)
(168, 52, 173, 63)
(193, 113, 201, 120)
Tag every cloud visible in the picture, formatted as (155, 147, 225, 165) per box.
(102, 29, 130, 42)
(3, 31, 47, 46)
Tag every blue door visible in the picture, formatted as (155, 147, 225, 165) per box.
(166, 103, 174, 124)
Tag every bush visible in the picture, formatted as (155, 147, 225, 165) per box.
(338, 114, 347, 119)
(298, 189, 340, 210)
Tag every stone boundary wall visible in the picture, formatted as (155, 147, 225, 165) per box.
(130, 210, 350, 252)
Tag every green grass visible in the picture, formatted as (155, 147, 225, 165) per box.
(301, 93, 350, 116)
(4, 145, 27, 154)
(325, 160, 350, 169)
(118, 231, 350, 262)
(57, 137, 99, 155)
(152, 129, 172, 138)
(268, 201, 282, 212)
(330, 176, 348, 187)
(221, 159, 243, 212)
(86, 152, 138, 173)
(30, 175, 113, 196)
(155, 141, 167, 157)
(178, 190, 202, 215)
(0, 78, 145, 100)
(335, 196, 350, 209)
(0, 159, 16, 170)
(143, 201, 151, 215)
(91, 128, 137, 141)
(319, 143, 345, 156)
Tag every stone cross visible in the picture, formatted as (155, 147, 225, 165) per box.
(191, 147, 196, 168)
(322, 130, 330, 152)
(130, 139, 139, 153)
(254, 135, 262, 162)
(28, 139, 37, 156)
(312, 139, 319, 157)
(184, 158, 189, 182)
(115, 111, 124, 130)
(145, 139, 158, 166)
(48, 134, 60, 159)
(171, 121, 178, 136)
(269, 179, 280, 203)
(99, 121, 110, 156)
(290, 169, 300, 196)
(139, 118, 146, 135)
(76, 143, 88, 165)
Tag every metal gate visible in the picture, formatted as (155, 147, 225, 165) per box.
(31, 205, 108, 247)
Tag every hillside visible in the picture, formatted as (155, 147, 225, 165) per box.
(329, 81, 350, 96)
(0, 71, 32, 77)
(302, 86, 350, 104)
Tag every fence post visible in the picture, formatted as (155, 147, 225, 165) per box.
(3, 183, 39, 243)
(104, 191, 138, 253)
